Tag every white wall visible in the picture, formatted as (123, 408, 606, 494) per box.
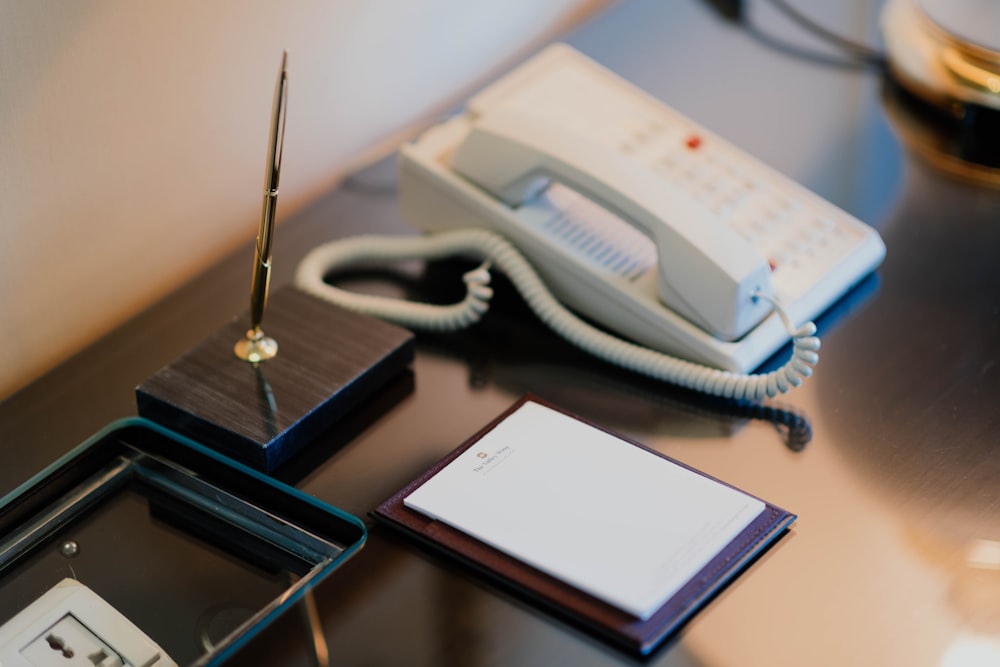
(0, 0, 601, 399)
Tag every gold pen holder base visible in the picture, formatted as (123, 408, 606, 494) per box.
(136, 286, 415, 472)
(234, 328, 278, 363)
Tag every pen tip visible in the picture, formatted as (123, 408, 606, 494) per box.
(281, 49, 288, 72)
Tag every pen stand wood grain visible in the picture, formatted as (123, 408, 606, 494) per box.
(136, 286, 415, 472)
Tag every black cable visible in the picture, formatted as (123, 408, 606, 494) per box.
(764, 0, 886, 68)
(742, 21, 883, 71)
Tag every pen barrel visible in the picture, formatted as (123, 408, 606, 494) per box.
(257, 190, 278, 259)
(245, 53, 286, 335)
(248, 190, 278, 329)
(249, 250, 270, 330)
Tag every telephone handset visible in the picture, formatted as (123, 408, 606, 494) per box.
(450, 108, 774, 341)
(295, 44, 886, 400)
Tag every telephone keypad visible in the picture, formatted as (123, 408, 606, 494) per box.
(624, 122, 870, 300)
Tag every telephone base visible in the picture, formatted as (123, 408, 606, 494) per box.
(398, 44, 885, 373)
(136, 286, 415, 472)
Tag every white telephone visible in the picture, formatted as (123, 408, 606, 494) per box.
(296, 44, 885, 401)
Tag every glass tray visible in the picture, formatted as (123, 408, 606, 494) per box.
(0, 418, 366, 666)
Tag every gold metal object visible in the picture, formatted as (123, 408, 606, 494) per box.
(941, 47, 1000, 95)
(235, 51, 288, 363)
(917, 3, 1000, 101)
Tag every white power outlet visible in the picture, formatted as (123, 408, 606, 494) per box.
(0, 579, 177, 667)
(19, 613, 123, 667)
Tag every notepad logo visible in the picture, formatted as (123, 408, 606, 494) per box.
(472, 445, 513, 474)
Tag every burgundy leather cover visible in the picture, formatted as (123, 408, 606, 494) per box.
(372, 395, 795, 655)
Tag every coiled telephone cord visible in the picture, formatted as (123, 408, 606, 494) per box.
(294, 229, 820, 402)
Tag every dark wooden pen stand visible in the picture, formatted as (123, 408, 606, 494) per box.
(136, 286, 415, 472)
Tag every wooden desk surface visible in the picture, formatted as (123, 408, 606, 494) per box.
(4, 2, 1000, 665)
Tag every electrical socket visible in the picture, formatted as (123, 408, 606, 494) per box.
(19, 614, 123, 667)
(0, 579, 177, 667)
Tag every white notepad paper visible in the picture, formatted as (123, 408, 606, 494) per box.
(404, 401, 765, 620)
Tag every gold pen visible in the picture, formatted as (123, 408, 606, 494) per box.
(236, 51, 288, 363)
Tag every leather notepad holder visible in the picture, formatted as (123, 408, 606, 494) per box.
(373, 396, 795, 656)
